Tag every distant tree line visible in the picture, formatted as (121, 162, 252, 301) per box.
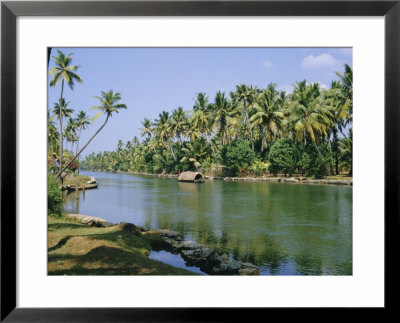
(81, 65, 352, 178)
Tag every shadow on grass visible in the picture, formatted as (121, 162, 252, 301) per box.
(48, 246, 197, 276)
(48, 253, 77, 262)
(48, 235, 72, 252)
(48, 223, 84, 231)
(90, 231, 150, 251)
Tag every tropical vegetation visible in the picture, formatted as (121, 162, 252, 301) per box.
(79, 65, 353, 179)
(47, 51, 127, 182)
(48, 50, 352, 197)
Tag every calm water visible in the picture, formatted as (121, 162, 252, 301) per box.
(64, 171, 352, 275)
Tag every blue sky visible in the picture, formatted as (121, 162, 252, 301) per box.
(48, 47, 352, 156)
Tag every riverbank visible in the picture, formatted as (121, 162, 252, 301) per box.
(48, 215, 198, 275)
(49, 214, 259, 275)
(123, 171, 352, 186)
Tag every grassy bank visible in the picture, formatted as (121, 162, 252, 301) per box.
(48, 216, 198, 275)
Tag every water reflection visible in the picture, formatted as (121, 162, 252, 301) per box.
(64, 171, 352, 275)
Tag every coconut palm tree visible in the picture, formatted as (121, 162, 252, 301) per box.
(57, 90, 127, 177)
(180, 139, 212, 170)
(235, 84, 256, 150)
(154, 111, 176, 160)
(140, 118, 153, 139)
(75, 111, 90, 154)
(74, 111, 90, 173)
(338, 129, 352, 175)
(211, 92, 239, 146)
(171, 107, 188, 145)
(49, 50, 82, 173)
(64, 117, 78, 152)
(190, 93, 212, 141)
(322, 81, 345, 174)
(249, 83, 285, 152)
(47, 110, 59, 161)
(335, 64, 353, 127)
(286, 81, 331, 156)
(52, 98, 74, 169)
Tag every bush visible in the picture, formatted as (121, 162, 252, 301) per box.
(297, 143, 328, 178)
(309, 155, 327, 179)
(221, 140, 255, 176)
(250, 160, 269, 176)
(48, 175, 63, 217)
(268, 139, 298, 176)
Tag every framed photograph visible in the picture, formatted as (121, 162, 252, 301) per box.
(1, 0, 399, 321)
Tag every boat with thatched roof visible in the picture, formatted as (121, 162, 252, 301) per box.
(177, 171, 204, 183)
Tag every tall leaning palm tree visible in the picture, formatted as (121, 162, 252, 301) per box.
(57, 90, 127, 177)
(49, 50, 82, 173)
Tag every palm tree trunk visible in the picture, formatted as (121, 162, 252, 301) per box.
(59, 79, 64, 177)
(244, 101, 255, 151)
(313, 140, 330, 175)
(169, 142, 177, 161)
(76, 126, 83, 174)
(327, 135, 335, 175)
(333, 129, 339, 174)
(57, 114, 109, 178)
(262, 127, 267, 152)
(313, 141, 323, 157)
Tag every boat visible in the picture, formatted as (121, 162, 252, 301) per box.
(177, 171, 204, 183)
(65, 182, 98, 192)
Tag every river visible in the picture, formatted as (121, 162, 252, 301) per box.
(64, 171, 352, 275)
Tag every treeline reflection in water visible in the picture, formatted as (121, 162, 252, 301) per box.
(64, 171, 352, 275)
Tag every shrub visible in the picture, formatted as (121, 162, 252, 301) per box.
(48, 175, 63, 217)
(250, 160, 269, 176)
(221, 140, 255, 176)
(297, 143, 328, 178)
(268, 138, 298, 176)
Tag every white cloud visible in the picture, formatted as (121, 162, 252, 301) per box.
(301, 53, 341, 70)
(318, 82, 328, 89)
(262, 60, 273, 68)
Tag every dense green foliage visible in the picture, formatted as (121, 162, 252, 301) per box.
(268, 139, 298, 176)
(80, 65, 352, 178)
(221, 140, 255, 176)
(48, 51, 352, 178)
(48, 175, 63, 216)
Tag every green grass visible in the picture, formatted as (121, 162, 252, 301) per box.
(48, 216, 198, 275)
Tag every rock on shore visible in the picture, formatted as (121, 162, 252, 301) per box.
(205, 176, 352, 186)
(144, 228, 260, 275)
(66, 213, 114, 227)
(66, 214, 260, 275)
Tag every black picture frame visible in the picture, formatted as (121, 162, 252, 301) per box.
(1, 0, 399, 321)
